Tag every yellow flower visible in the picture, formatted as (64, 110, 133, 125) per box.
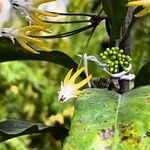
(58, 67, 92, 102)
(1, 25, 51, 53)
(127, 0, 150, 17)
(10, 0, 58, 25)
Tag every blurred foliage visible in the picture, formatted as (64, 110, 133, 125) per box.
(0, 0, 149, 149)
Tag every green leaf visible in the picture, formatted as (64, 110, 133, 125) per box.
(101, 0, 128, 40)
(0, 120, 68, 142)
(0, 37, 77, 70)
(134, 62, 150, 88)
(63, 86, 150, 150)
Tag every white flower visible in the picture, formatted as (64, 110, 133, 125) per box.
(58, 67, 92, 102)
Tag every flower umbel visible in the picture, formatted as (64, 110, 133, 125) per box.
(1, 25, 51, 53)
(127, 0, 150, 17)
(58, 67, 92, 102)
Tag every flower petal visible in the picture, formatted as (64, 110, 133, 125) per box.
(64, 69, 73, 85)
(70, 67, 86, 83)
(135, 7, 149, 17)
(75, 75, 92, 90)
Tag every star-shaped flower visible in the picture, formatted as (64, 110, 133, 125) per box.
(58, 67, 92, 102)
(1, 25, 51, 53)
(127, 0, 150, 17)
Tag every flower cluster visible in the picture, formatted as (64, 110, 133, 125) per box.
(100, 47, 132, 73)
(127, 0, 150, 17)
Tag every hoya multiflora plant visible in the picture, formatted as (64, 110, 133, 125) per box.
(0, 0, 150, 149)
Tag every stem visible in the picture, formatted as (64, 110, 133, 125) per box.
(30, 25, 93, 39)
(42, 20, 91, 24)
(119, 8, 134, 93)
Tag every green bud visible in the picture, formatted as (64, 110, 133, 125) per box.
(122, 55, 126, 59)
(115, 47, 119, 51)
(128, 58, 132, 62)
(122, 59, 125, 62)
(106, 48, 110, 51)
(109, 67, 114, 72)
(111, 47, 115, 51)
(109, 50, 113, 55)
(119, 61, 123, 65)
(114, 69, 118, 73)
(119, 49, 124, 53)
(124, 61, 129, 65)
(104, 51, 108, 55)
(102, 55, 107, 60)
(118, 57, 122, 61)
(115, 60, 118, 64)
(115, 65, 118, 68)
(113, 51, 117, 55)
(107, 60, 112, 64)
(118, 53, 122, 58)
(112, 55, 116, 60)
(125, 55, 130, 60)
(100, 53, 103, 57)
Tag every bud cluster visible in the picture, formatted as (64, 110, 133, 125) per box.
(100, 47, 132, 73)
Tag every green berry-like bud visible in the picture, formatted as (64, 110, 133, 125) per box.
(119, 49, 124, 53)
(109, 67, 114, 72)
(122, 55, 126, 59)
(112, 55, 116, 60)
(102, 55, 107, 60)
(122, 59, 125, 62)
(110, 62, 114, 66)
(106, 48, 110, 51)
(107, 60, 112, 64)
(124, 61, 129, 65)
(118, 57, 122, 61)
(128, 58, 132, 62)
(111, 47, 115, 51)
(104, 51, 108, 55)
(119, 61, 123, 65)
(113, 51, 117, 55)
(118, 53, 122, 58)
(114, 69, 118, 73)
(115, 60, 118, 64)
(125, 55, 130, 60)
(100, 53, 103, 57)
(115, 47, 119, 51)
(109, 50, 113, 55)
(115, 65, 118, 68)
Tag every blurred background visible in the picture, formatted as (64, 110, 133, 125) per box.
(0, 0, 149, 149)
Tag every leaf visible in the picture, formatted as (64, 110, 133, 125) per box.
(63, 86, 150, 150)
(0, 37, 77, 71)
(134, 62, 150, 88)
(101, 0, 128, 40)
(0, 120, 68, 142)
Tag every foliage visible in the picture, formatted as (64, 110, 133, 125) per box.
(0, 0, 149, 149)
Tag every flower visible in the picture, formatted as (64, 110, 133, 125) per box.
(10, 0, 58, 25)
(127, 0, 150, 17)
(0, 0, 11, 29)
(58, 67, 92, 102)
(1, 25, 51, 53)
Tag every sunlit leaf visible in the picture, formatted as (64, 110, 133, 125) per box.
(63, 86, 150, 150)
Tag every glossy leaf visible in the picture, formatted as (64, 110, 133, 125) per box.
(134, 62, 150, 88)
(0, 37, 78, 71)
(101, 0, 128, 40)
(63, 86, 150, 150)
(0, 120, 68, 142)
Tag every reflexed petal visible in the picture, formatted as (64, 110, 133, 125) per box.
(64, 69, 73, 85)
(70, 67, 86, 83)
(17, 39, 39, 54)
(127, 1, 146, 7)
(75, 75, 92, 89)
(135, 8, 149, 17)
